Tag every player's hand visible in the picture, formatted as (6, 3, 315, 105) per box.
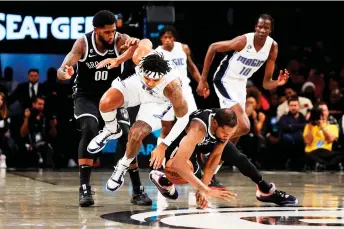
(204, 186, 237, 201)
(121, 37, 140, 49)
(197, 79, 210, 98)
(277, 69, 289, 86)
(96, 58, 120, 69)
(63, 65, 74, 80)
(150, 143, 167, 169)
(24, 108, 31, 118)
(196, 190, 209, 209)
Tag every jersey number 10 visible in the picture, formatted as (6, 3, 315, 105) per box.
(95, 71, 108, 81)
(239, 66, 252, 76)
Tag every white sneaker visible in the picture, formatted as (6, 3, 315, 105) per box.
(0, 154, 7, 169)
(87, 124, 123, 154)
(149, 170, 178, 200)
(68, 159, 77, 168)
(106, 162, 129, 192)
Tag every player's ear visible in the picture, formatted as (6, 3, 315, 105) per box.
(94, 27, 99, 34)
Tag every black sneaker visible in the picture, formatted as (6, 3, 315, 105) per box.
(79, 184, 95, 207)
(131, 186, 153, 206)
(256, 183, 298, 206)
(209, 175, 227, 190)
(149, 170, 178, 200)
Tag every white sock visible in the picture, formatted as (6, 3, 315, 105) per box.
(119, 154, 135, 167)
(101, 110, 118, 132)
(157, 137, 164, 146)
(214, 161, 224, 174)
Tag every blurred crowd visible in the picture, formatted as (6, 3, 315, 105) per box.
(1, 39, 344, 171)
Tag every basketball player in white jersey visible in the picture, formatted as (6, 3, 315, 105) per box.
(197, 14, 288, 142)
(197, 14, 289, 187)
(154, 25, 202, 149)
(86, 39, 233, 200)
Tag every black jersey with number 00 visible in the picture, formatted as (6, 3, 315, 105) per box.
(165, 108, 222, 160)
(72, 31, 124, 99)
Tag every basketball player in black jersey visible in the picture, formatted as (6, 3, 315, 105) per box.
(150, 108, 298, 208)
(57, 10, 152, 207)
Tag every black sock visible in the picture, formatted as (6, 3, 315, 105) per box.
(129, 167, 142, 192)
(80, 165, 92, 187)
(258, 179, 272, 193)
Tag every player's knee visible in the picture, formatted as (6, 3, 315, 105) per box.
(129, 124, 151, 143)
(99, 96, 113, 113)
(79, 117, 98, 137)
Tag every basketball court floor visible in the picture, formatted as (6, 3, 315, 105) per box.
(1, 169, 344, 228)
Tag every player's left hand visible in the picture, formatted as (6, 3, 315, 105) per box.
(277, 69, 289, 86)
(121, 37, 140, 49)
(196, 190, 209, 209)
(96, 58, 120, 69)
(150, 143, 167, 169)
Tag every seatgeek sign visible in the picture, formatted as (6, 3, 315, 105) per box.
(0, 12, 94, 41)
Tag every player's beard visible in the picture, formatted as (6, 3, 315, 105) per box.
(99, 35, 114, 50)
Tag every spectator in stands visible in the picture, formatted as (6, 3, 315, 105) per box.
(0, 92, 18, 168)
(277, 87, 313, 120)
(8, 69, 45, 111)
(300, 81, 317, 104)
(303, 102, 343, 169)
(20, 96, 57, 168)
(279, 96, 307, 170)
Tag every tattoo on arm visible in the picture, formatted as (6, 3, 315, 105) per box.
(57, 37, 85, 77)
(163, 79, 188, 117)
(129, 120, 152, 140)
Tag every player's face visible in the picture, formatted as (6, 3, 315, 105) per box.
(96, 24, 116, 49)
(255, 18, 271, 39)
(160, 32, 175, 50)
(215, 125, 236, 143)
(143, 76, 162, 89)
(28, 71, 39, 84)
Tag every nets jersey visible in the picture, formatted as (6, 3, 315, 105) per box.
(165, 108, 222, 160)
(72, 31, 124, 99)
(155, 42, 189, 87)
(214, 32, 274, 86)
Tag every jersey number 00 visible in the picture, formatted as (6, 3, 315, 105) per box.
(95, 71, 108, 81)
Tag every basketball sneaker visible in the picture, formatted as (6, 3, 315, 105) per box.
(79, 184, 94, 207)
(208, 175, 227, 190)
(87, 124, 123, 154)
(106, 162, 129, 192)
(0, 154, 7, 169)
(256, 183, 298, 206)
(149, 170, 178, 200)
(131, 186, 153, 206)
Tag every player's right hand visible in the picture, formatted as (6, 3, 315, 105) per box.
(196, 190, 209, 209)
(96, 58, 120, 69)
(63, 65, 74, 79)
(197, 79, 210, 98)
(204, 187, 237, 201)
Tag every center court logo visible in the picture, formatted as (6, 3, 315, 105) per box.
(101, 207, 344, 228)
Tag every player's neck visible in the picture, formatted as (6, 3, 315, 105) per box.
(162, 44, 174, 52)
(253, 35, 267, 47)
(94, 34, 107, 52)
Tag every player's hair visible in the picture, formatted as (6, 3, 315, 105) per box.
(93, 10, 117, 27)
(214, 108, 237, 128)
(139, 52, 171, 77)
(28, 68, 39, 74)
(159, 25, 179, 40)
(256, 13, 274, 33)
(287, 95, 299, 104)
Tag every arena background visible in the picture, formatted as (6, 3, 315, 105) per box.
(0, 1, 343, 168)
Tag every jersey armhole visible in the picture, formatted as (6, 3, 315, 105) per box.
(79, 35, 89, 63)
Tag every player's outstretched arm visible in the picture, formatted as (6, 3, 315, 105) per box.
(150, 79, 189, 169)
(197, 35, 246, 97)
(132, 39, 153, 65)
(57, 37, 85, 80)
(182, 43, 201, 83)
(262, 41, 289, 90)
(202, 141, 228, 186)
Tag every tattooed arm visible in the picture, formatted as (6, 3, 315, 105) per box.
(57, 37, 85, 80)
(150, 78, 189, 169)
